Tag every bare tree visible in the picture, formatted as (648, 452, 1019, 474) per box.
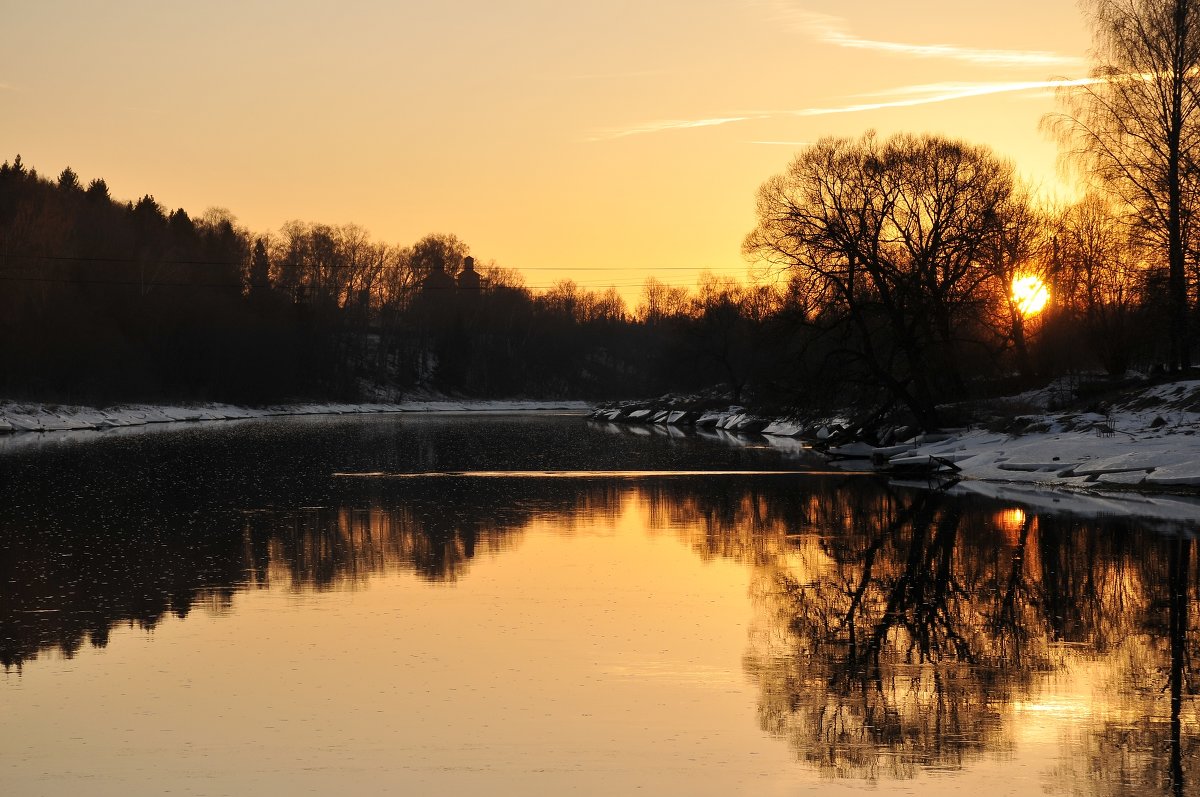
(635, 276, 690, 324)
(979, 187, 1054, 378)
(542, 279, 592, 321)
(683, 272, 780, 403)
(1048, 0, 1200, 370)
(1057, 194, 1149, 373)
(592, 286, 627, 322)
(743, 132, 1017, 428)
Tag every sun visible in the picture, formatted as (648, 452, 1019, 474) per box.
(1012, 274, 1049, 316)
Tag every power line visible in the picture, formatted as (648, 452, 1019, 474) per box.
(2, 252, 720, 272)
(0, 251, 760, 295)
(0, 274, 710, 291)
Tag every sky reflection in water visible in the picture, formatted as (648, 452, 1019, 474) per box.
(0, 414, 1197, 796)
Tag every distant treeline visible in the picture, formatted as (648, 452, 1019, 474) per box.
(0, 148, 1189, 418)
(0, 156, 805, 405)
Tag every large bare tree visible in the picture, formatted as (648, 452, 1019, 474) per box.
(1050, 0, 1200, 370)
(743, 132, 1016, 429)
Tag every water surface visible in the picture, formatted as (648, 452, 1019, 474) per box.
(1, 413, 1197, 795)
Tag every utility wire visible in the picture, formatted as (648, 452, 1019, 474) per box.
(0, 252, 757, 293)
(2, 252, 716, 272)
(0, 274, 709, 291)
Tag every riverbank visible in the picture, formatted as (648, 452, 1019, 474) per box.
(0, 398, 591, 433)
(9, 379, 1200, 502)
(0, 398, 591, 455)
(590, 377, 1200, 494)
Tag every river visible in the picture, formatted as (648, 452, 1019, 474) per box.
(1, 412, 1197, 796)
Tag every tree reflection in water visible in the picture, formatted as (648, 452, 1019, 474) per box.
(2, 446, 1198, 794)
(700, 481, 1200, 794)
(0, 477, 622, 669)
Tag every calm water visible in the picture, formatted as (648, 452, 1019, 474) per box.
(1, 413, 1198, 796)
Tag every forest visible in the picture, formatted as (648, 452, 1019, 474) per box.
(0, 144, 1185, 420)
(0, 153, 823, 406)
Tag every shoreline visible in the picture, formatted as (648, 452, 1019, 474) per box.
(0, 399, 592, 455)
(588, 380, 1200, 505)
(590, 417, 1200, 524)
(6, 391, 1200, 514)
(0, 398, 592, 434)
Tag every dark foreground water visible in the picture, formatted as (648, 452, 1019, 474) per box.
(2, 413, 1199, 796)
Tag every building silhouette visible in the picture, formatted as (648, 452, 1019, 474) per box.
(457, 256, 481, 292)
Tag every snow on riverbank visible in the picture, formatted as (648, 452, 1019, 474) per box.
(11, 377, 1200, 504)
(856, 380, 1200, 491)
(591, 379, 1200, 498)
(875, 424, 1200, 488)
(588, 413, 1200, 524)
(0, 399, 591, 454)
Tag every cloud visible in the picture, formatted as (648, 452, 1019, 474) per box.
(588, 115, 767, 141)
(792, 77, 1101, 116)
(588, 78, 1104, 142)
(776, 6, 1082, 68)
(588, 78, 1090, 140)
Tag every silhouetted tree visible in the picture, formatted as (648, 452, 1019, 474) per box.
(744, 132, 1020, 428)
(84, 177, 109, 203)
(56, 167, 81, 193)
(248, 237, 271, 297)
(979, 187, 1053, 378)
(1049, 0, 1200, 370)
(1056, 194, 1151, 374)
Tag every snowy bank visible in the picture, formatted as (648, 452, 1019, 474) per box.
(590, 379, 1200, 497)
(872, 425, 1200, 489)
(0, 399, 591, 454)
(857, 379, 1200, 491)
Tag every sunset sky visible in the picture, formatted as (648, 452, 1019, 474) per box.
(4, 1, 1091, 301)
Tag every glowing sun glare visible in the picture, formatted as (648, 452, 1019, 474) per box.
(1012, 275, 1049, 316)
(996, 508, 1027, 535)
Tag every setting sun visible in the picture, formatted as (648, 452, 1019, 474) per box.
(1012, 274, 1050, 316)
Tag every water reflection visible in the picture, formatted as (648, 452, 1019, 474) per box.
(2, 416, 1199, 795)
(729, 484, 1200, 795)
(0, 477, 630, 668)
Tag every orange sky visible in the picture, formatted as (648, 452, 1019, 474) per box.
(4, 1, 1091, 302)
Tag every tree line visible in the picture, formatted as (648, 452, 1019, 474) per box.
(0, 156, 785, 405)
(0, 144, 1191, 416)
